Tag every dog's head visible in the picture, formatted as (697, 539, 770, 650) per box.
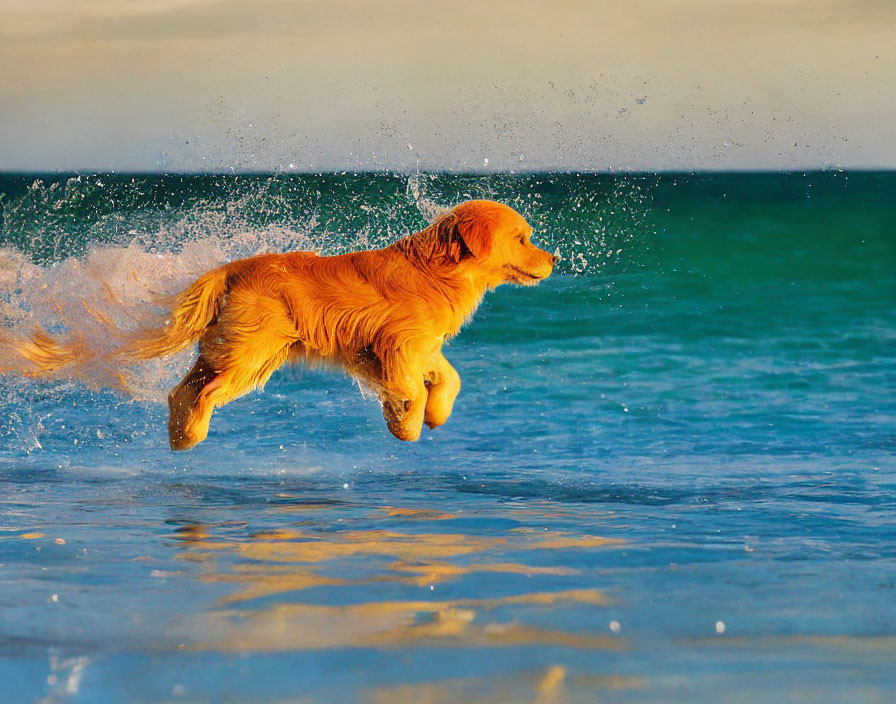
(425, 200, 556, 287)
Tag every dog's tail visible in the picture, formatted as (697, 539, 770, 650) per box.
(1, 264, 229, 390)
(0, 326, 84, 377)
(125, 265, 229, 361)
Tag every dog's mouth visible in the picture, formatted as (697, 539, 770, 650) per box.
(503, 263, 545, 283)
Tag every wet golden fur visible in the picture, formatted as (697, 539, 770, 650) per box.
(5, 200, 556, 449)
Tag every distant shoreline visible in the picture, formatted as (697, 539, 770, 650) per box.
(1, 168, 894, 178)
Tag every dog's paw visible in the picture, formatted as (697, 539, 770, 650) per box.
(386, 420, 422, 442)
(169, 433, 200, 451)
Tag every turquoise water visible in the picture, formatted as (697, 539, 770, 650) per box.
(1, 171, 894, 702)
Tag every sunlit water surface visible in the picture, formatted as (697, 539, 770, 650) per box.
(1, 172, 894, 703)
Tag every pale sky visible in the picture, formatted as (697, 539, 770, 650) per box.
(1, 0, 893, 172)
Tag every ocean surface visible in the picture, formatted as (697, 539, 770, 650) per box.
(1, 171, 894, 703)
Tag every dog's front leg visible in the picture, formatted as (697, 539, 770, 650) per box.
(424, 354, 461, 429)
(380, 369, 427, 442)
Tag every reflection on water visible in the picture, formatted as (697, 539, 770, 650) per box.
(6, 483, 895, 703)
(366, 665, 643, 704)
(170, 505, 624, 657)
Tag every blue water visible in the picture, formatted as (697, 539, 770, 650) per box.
(1, 171, 895, 702)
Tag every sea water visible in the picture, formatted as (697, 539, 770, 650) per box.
(1, 172, 894, 702)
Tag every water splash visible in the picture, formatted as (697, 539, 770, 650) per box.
(398, 171, 653, 275)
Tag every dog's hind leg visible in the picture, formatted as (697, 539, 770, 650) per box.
(168, 346, 292, 451)
(168, 355, 219, 451)
(168, 338, 293, 451)
(167, 284, 300, 450)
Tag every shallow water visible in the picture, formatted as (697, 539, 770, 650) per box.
(1, 171, 895, 702)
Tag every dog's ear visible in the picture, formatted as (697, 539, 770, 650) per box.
(455, 214, 494, 260)
(433, 212, 493, 262)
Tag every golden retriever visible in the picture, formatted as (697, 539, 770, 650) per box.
(7, 200, 556, 449)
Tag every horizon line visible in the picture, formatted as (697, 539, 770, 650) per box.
(1, 167, 894, 178)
